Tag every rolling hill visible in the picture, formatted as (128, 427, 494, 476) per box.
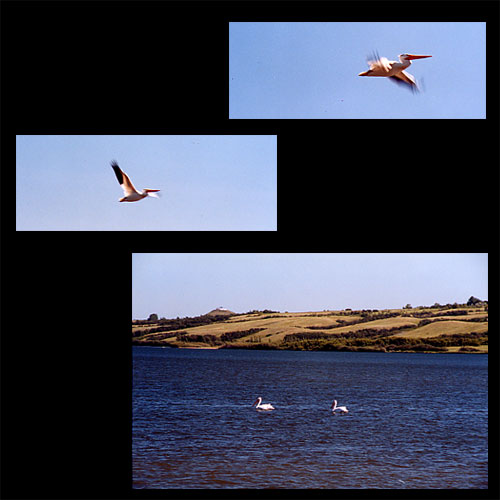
(132, 305, 488, 353)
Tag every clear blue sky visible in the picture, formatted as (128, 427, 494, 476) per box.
(16, 135, 277, 231)
(229, 22, 485, 119)
(132, 253, 488, 319)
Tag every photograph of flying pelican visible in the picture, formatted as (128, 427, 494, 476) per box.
(358, 52, 432, 92)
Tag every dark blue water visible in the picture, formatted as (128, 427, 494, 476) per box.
(132, 346, 488, 489)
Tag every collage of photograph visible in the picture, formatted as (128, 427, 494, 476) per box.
(3, 1, 499, 499)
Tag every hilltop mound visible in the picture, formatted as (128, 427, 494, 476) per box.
(205, 307, 235, 317)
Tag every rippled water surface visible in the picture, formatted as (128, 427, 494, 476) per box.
(133, 347, 488, 489)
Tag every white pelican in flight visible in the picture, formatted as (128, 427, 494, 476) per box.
(331, 400, 348, 414)
(358, 52, 432, 92)
(252, 397, 275, 411)
(111, 160, 160, 202)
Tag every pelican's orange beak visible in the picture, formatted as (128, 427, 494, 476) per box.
(406, 54, 432, 60)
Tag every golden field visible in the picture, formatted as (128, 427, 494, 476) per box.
(132, 304, 488, 353)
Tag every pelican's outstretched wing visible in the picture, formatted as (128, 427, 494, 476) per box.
(367, 51, 392, 72)
(359, 52, 394, 76)
(389, 71, 418, 92)
(111, 160, 138, 196)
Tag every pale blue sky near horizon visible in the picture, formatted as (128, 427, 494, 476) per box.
(229, 22, 486, 119)
(132, 253, 488, 319)
(16, 135, 277, 231)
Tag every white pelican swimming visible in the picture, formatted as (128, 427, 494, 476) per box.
(358, 52, 432, 92)
(252, 397, 275, 411)
(331, 399, 348, 414)
(111, 160, 160, 202)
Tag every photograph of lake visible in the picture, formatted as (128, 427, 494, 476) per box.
(133, 348, 487, 489)
(132, 253, 489, 489)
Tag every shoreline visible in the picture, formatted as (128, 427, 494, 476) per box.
(132, 343, 488, 354)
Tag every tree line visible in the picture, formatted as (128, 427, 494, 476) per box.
(281, 331, 488, 353)
(284, 325, 414, 342)
(133, 314, 234, 336)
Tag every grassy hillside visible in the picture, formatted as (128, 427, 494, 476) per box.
(392, 319, 488, 338)
(132, 305, 488, 353)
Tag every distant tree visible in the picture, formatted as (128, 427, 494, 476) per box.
(467, 296, 482, 306)
(148, 313, 158, 322)
(403, 304, 412, 309)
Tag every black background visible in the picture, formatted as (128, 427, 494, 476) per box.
(1, 1, 498, 498)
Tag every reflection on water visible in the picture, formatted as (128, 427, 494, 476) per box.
(133, 347, 488, 489)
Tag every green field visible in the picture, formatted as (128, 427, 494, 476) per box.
(132, 305, 488, 353)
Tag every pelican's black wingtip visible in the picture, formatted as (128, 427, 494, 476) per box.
(367, 50, 380, 62)
(110, 160, 123, 184)
(388, 76, 419, 93)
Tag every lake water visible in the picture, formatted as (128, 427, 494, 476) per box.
(132, 346, 488, 489)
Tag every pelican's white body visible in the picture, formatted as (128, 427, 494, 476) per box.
(111, 161, 160, 202)
(253, 397, 275, 411)
(358, 53, 432, 91)
(331, 399, 348, 413)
